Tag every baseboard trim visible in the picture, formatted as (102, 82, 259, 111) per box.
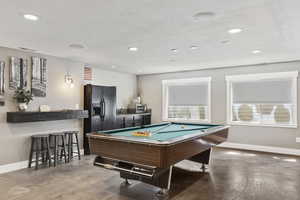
(0, 149, 85, 175)
(2, 145, 298, 175)
(0, 160, 28, 174)
(218, 142, 300, 156)
(80, 149, 84, 156)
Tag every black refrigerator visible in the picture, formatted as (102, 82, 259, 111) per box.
(84, 84, 116, 154)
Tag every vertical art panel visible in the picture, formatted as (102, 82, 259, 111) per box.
(0, 61, 4, 94)
(9, 57, 28, 89)
(0, 61, 4, 106)
(31, 57, 47, 97)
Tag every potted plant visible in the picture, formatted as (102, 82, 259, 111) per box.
(13, 88, 33, 111)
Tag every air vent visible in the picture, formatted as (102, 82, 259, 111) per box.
(193, 12, 215, 20)
(69, 44, 85, 49)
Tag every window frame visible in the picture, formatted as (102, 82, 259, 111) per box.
(226, 71, 298, 128)
(162, 77, 212, 123)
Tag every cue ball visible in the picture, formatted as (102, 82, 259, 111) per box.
(181, 125, 185, 129)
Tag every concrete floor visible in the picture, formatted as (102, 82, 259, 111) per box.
(0, 148, 299, 200)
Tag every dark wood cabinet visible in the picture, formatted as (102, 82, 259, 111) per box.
(117, 113, 151, 129)
(143, 114, 151, 125)
(115, 116, 125, 129)
(133, 115, 142, 126)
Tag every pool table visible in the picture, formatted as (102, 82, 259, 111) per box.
(88, 122, 229, 194)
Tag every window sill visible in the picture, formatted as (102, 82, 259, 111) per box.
(227, 121, 298, 129)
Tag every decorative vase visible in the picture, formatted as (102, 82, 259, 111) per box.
(18, 103, 28, 111)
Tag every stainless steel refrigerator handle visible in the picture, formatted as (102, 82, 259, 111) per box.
(103, 98, 106, 119)
(100, 98, 104, 119)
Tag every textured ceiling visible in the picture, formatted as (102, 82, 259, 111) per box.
(0, 0, 300, 74)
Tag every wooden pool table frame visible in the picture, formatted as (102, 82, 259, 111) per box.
(88, 122, 229, 194)
(88, 122, 228, 168)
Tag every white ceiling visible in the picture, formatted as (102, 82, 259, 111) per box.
(1, 0, 300, 74)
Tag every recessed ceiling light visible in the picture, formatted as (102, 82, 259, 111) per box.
(128, 47, 138, 51)
(228, 28, 242, 34)
(111, 65, 116, 69)
(69, 44, 85, 49)
(19, 47, 36, 52)
(193, 12, 215, 21)
(252, 50, 262, 54)
(190, 46, 198, 50)
(23, 14, 39, 21)
(171, 48, 178, 53)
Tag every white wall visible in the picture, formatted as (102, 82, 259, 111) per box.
(0, 47, 137, 165)
(138, 61, 300, 149)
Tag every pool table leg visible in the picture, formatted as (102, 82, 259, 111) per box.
(156, 165, 173, 196)
(201, 163, 208, 173)
(166, 165, 173, 191)
(121, 178, 131, 186)
(188, 148, 211, 172)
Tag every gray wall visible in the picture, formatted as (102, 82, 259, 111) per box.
(0, 47, 137, 165)
(138, 61, 300, 149)
(90, 68, 137, 108)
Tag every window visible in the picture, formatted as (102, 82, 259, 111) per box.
(226, 71, 298, 128)
(162, 77, 211, 122)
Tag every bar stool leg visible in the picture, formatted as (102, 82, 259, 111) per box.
(75, 133, 81, 160)
(46, 137, 51, 167)
(70, 134, 74, 159)
(60, 148, 63, 161)
(68, 134, 72, 162)
(61, 135, 67, 163)
(41, 138, 45, 165)
(28, 137, 35, 168)
(54, 136, 58, 167)
(35, 138, 41, 170)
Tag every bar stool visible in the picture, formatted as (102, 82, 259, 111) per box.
(28, 134, 51, 170)
(49, 132, 67, 167)
(65, 131, 81, 162)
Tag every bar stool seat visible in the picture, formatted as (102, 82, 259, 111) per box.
(28, 134, 51, 170)
(65, 131, 81, 162)
(49, 132, 67, 167)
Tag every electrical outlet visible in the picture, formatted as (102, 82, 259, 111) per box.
(296, 137, 300, 143)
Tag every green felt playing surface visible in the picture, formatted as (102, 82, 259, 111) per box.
(99, 123, 219, 141)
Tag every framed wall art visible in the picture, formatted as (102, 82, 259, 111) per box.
(0, 61, 4, 95)
(31, 57, 47, 97)
(9, 57, 28, 89)
(0, 61, 4, 106)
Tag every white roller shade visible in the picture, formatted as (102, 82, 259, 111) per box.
(232, 79, 293, 104)
(168, 84, 208, 106)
